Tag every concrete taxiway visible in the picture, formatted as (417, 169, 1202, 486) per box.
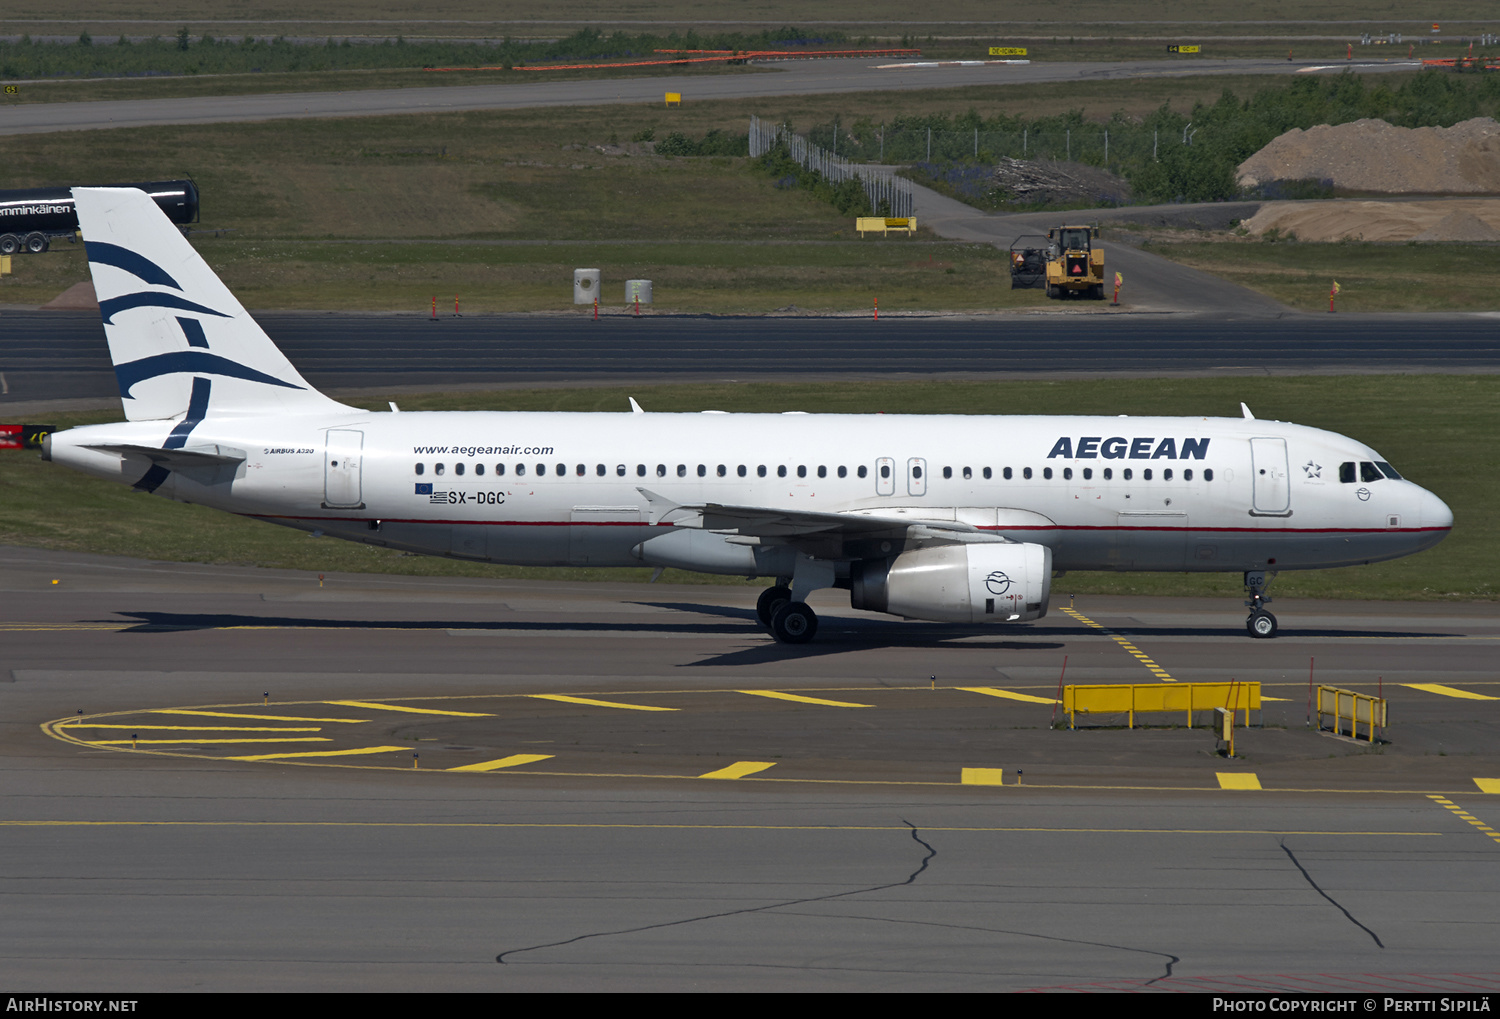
(3, 545, 1498, 990)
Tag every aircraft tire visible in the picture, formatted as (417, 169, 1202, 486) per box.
(769, 601, 818, 644)
(24, 232, 49, 254)
(756, 585, 791, 629)
(1246, 610, 1278, 639)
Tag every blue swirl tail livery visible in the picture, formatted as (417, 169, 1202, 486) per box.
(73, 187, 351, 423)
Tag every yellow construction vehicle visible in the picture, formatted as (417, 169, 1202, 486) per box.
(1044, 224, 1105, 299)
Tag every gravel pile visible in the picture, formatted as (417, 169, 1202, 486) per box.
(1243, 198, 1500, 242)
(1237, 117, 1500, 193)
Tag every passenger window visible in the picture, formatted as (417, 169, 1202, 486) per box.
(817, 466, 826, 478)
(1082, 467, 1092, 480)
(1003, 467, 1013, 480)
(455, 463, 465, 476)
(982, 467, 991, 480)
(913, 465, 923, 479)
(758, 465, 767, 477)
(617, 464, 626, 476)
(1123, 468, 1133, 480)
(1143, 469, 1152, 481)
(1043, 467, 1053, 480)
(697, 464, 706, 477)
(414, 463, 425, 476)
(577, 464, 586, 476)
(778, 466, 787, 478)
(475, 464, 485, 477)
(963, 467, 972, 480)
(879, 464, 890, 479)
(657, 464, 667, 477)
(537, 464, 546, 476)
(717, 465, 726, 477)
(516, 464, 525, 477)
(496, 464, 506, 476)
(858, 465, 868, 479)
(1022, 467, 1032, 480)
(597, 464, 605, 476)
(557, 464, 566, 477)
(1164, 469, 1172, 481)
(737, 465, 747, 477)
(1205, 469, 1214, 482)
(435, 463, 445, 476)
(797, 465, 807, 478)
(637, 465, 646, 477)
(837, 466, 847, 478)
(942, 467, 953, 480)
(1361, 461, 1382, 483)
(677, 465, 687, 477)
(1063, 467, 1072, 480)
(1103, 468, 1112, 480)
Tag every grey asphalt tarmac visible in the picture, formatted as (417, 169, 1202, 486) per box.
(0, 57, 1421, 137)
(4, 546, 1498, 991)
(5, 310, 1500, 414)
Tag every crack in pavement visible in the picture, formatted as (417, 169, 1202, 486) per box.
(771, 910, 1180, 984)
(1281, 841, 1385, 949)
(495, 819, 936, 965)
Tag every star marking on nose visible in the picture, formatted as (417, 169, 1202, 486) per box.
(1302, 461, 1322, 478)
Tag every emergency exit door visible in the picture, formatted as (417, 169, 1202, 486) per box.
(324, 429, 364, 508)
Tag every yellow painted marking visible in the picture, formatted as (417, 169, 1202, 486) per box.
(1217, 773, 1262, 790)
(699, 761, 776, 780)
(87, 737, 330, 745)
(958, 687, 1057, 705)
(1404, 684, 1499, 701)
(448, 754, 555, 772)
(961, 768, 1007, 786)
(326, 700, 494, 717)
(1061, 607, 1178, 682)
(737, 690, 874, 708)
(226, 745, 410, 761)
(1476, 779, 1500, 794)
(59, 724, 321, 732)
(1428, 794, 1500, 844)
(149, 710, 368, 722)
(528, 694, 676, 712)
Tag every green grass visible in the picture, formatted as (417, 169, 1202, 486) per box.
(1142, 239, 1500, 312)
(5, 376, 1492, 601)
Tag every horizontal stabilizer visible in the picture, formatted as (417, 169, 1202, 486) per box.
(85, 442, 247, 468)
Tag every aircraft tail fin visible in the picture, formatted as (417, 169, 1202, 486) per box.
(73, 186, 351, 422)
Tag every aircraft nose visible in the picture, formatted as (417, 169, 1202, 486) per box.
(1419, 487, 1453, 532)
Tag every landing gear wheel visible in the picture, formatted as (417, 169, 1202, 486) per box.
(756, 585, 791, 629)
(1247, 610, 1278, 639)
(769, 601, 818, 644)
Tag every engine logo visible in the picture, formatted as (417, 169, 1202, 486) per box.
(985, 571, 1012, 595)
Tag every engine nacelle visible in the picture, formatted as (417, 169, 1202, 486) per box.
(850, 542, 1051, 623)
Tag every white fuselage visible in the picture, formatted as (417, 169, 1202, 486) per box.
(49, 408, 1453, 579)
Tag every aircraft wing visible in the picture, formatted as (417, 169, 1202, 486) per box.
(637, 487, 1008, 560)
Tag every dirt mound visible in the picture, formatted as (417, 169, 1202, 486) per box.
(39, 281, 98, 310)
(1243, 199, 1500, 242)
(1237, 118, 1500, 194)
(989, 157, 1131, 206)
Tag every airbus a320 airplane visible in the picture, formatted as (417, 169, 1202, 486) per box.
(43, 187, 1453, 643)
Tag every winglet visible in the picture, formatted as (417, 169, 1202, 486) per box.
(629, 397, 645, 414)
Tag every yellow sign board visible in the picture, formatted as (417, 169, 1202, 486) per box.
(664, 92, 681, 106)
(988, 47, 1028, 56)
(1168, 45, 1201, 54)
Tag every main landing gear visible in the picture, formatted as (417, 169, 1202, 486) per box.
(1244, 570, 1278, 639)
(756, 583, 818, 644)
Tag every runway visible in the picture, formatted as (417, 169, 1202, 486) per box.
(0, 57, 1420, 137)
(4, 545, 1498, 991)
(5, 310, 1500, 411)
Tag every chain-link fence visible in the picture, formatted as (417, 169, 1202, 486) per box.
(749, 115, 915, 217)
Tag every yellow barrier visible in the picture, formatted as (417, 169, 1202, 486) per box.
(1317, 685, 1386, 742)
(856, 216, 917, 237)
(1063, 682, 1259, 729)
(664, 92, 681, 106)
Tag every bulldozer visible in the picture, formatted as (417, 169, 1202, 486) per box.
(1044, 224, 1104, 299)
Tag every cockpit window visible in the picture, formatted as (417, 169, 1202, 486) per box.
(1339, 462, 1356, 484)
(1360, 461, 1383, 483)
(1376, 461, 1402, 480)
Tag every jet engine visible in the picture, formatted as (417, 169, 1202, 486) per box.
(850, 542, 1051, 623)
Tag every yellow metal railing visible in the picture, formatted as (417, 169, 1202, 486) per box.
(1063, 682, 1260, 730)
(1317, 685, 1386, 743)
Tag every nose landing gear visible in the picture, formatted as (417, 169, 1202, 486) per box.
(1244, 570, 1278, 638)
